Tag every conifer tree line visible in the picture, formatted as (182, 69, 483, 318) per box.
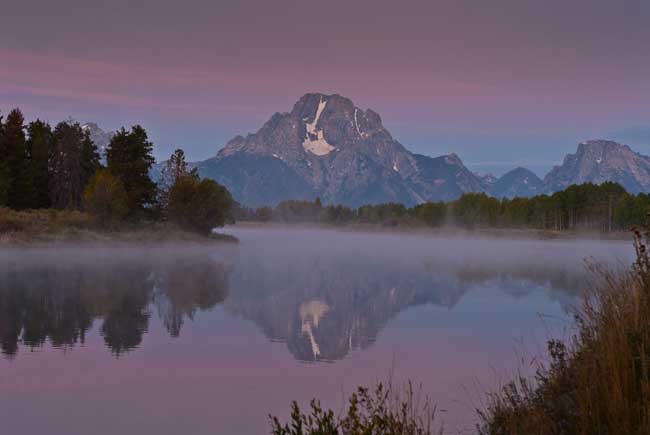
(0, 108, 233, 232)
(239, 182, 648, 233)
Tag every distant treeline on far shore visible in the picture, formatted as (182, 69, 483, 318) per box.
(236, 182, 647, 233)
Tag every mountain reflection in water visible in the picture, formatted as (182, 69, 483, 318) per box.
(224, 236, 590, 362)
(0, 230, 631, 363)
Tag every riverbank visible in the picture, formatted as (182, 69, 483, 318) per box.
(0, 208, 237, 245)
(475, 228, 650, 434)
(232, 221, 632, 241)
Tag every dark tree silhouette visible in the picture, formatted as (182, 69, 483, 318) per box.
(4, 109, 32, 209)
(106, 125, 157, 215)
(49, 121, 101, 209)
(26, 119, 53, 209)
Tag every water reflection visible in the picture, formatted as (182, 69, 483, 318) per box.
(223, 246, 587, 362)
(0, 247, 231, 358)
(0, 233, 631, 363)
(0, 231, 634, 435)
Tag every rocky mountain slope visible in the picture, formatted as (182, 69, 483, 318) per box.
(141, 95, 650, 206)
(81, 122, 114, 160)
(194, 93, 486, 207)
(543, 140, 650, 194)
(490, 167, 544, 199)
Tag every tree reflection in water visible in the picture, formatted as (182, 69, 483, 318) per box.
(0, 247, 231, 358)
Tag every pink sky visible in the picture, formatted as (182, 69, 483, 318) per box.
(1, 0, 649, 175)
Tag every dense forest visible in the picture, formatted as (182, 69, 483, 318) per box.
(238, 182, 646, 233)
(0, 108, 233, 234)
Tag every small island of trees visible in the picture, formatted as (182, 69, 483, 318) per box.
(0, 108, 234, 241)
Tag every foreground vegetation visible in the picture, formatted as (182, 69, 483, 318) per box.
(476, 225, 650, 434)
(0, 207, 236, 244)
(270, 382, 439, 435)
(0, 108, 234, 241)
(271, 226, 650, 434)
(238, 182, 645, 234)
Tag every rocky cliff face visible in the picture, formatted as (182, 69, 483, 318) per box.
(81, 122, 114, 160)
(196, 93, 485, 207)
(490, 167, 544, 199)
(544, 140, 650, 194)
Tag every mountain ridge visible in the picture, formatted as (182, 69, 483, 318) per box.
(137, 93, 649, 205)
(543, 139, 650, 194)
(191, 93, 489, 207)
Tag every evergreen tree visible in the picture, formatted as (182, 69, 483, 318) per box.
(0, 113, 8, 206)
(4, 109, 32, 209)
(81, 129, 101, 185)
(164, 148, 197, 184)
(158, 148, 197, 210)
(49, 121, 101, 209)
(106, 125, 156, 215)
(26, 120, 53, 209)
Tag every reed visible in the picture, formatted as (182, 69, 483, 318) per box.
(478, 226, 650, 434)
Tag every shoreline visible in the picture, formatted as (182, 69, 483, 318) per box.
(0, 225, 238, 247)
(229, 221, 633, 241)
(1, 217, 631, 246)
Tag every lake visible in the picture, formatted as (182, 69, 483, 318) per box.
(0, 227, 634, 434)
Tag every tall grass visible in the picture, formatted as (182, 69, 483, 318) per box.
(478, 226, 650, 434)
(0, 207, 92, 234)
(270, 381, 441, 435)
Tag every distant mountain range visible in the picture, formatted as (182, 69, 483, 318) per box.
(543, 140, 650, 194)
(87, 93, 650, 207)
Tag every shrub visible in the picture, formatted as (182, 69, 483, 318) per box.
(168, 176, 233, 234)
(478, 226, 650, 434)
(270, 381, 439, 435)
(83, 169, 129, 227)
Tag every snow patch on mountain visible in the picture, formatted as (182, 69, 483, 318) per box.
(303, 97, 336, 156)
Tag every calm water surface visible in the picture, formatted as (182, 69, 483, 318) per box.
(0, 228, 634, 434)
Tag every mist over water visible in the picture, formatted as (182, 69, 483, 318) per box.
(0, 228, 634, 434)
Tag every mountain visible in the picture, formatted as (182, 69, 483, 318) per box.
(194, 93, 486, 207)
(544, 140, 650, 194)
(477, 172, 498, 190)
(142, 97, 650, 206)
(490, 167, 544, 198)
(81, 122, 114, 160)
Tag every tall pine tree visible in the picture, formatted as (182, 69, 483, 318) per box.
(49, 121, 101, 209)
(81, 129, 101, 185)
(158, 148, 198, 210)
(26, 120, 53, 209)
(4, 109, 33, 209)
(0, 113, 8, 206)
(106, 125, 156, 215)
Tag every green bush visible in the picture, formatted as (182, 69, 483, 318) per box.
(83, 169, 129, 227)
(168, 176, 233, 234)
